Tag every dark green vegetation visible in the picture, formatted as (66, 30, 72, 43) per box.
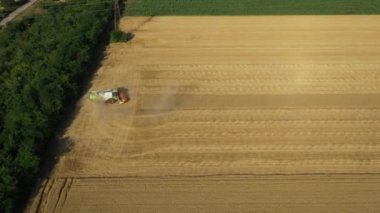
(127, 0, 380, 15)
(0, 0, 115, 212)
(0, 0, 28, 19)
(111, 30, 132, 42)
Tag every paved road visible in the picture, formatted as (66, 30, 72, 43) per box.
(0, 0, 38, 27)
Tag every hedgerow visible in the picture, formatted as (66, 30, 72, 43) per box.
(0, 0, 115, 212)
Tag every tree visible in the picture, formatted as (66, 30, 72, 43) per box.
(0, 0, 115, 211)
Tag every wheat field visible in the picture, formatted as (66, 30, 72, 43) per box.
(26, 16, 380, 212)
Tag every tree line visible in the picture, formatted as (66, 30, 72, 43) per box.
(0, 0, 115, 212)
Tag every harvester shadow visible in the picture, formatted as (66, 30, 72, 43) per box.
(126, 32, 135, 41)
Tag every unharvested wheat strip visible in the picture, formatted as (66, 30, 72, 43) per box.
(125, 135, 380, 145)
(134, 108, 380, 120)
(122, 159, 380, 174)
(127, 143, 380, 153)
(141, 73, 380, 83)
(133, 35, 380, 49)
(132, 117, 380, 128)
(128, 120, 380, 133)
(119, 48, 380, 65)
(141, 86, 380, 95)
(141, 77, 380, 84)
(128, 131, 380, 141)
(141, 81, 380, 88)
(141, 94, 380, 109)
(132, 109, 380, 127)
(139, 63, 380, 70)
(129, 149, 380, 160)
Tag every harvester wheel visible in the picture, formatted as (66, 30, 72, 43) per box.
(105, 98, 117, 104)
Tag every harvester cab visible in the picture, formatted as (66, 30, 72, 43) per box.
(89, 88, 129, 104)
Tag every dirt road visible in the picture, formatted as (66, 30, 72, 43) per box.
(0, 0, 38, 27)
(26, 16, 380, 212)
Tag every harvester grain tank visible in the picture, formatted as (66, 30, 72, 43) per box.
(89, 88, 129, 104)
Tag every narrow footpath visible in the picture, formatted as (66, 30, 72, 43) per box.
(0, 0, 38, 27)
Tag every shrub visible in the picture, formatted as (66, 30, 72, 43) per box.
(110, 30, 132, 42)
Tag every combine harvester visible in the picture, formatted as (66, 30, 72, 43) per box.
(89, 88, 129, 104)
